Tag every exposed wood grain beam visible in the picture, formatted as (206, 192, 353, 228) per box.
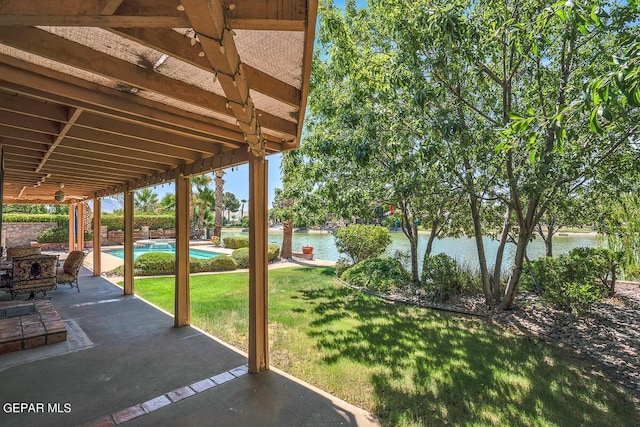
(75, 113, 221, 154)
(47, 153, 162, 175)
(0, 58, 290, 142)
(0, 28, 297, 137)
(53, 146, 167, 171)
(110, 27, 301, 108)
(1, 140, 50, 153)
(297, 0, 318, 145)
(0, 16, 189, 27)
(61, 137, 185, 167)
(226, 0, 306, 31)
(0, 125, 54, 144)
(0, 91, 68, 122)
(181, 0, 266, 157)
(182, 147, 251, 177)
(101, 0, 125, 15)
(64, 127, 203, 162)
(36, 108, 83, 173)
(0, 111, 59, 135)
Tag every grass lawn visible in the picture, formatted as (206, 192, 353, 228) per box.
(127, 267, 638, 426)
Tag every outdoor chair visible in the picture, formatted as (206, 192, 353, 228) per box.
(56, 250, 87, 292)
(6, 254, 59, 300)
(5, 245, 41, 261)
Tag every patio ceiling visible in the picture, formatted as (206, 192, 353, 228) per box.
(0, 0, 317, 204)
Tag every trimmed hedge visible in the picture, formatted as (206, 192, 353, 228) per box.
(191, 255, 238, 273)
(224, 236, 250, 249)
(102, 214, 174, 231)
(231, 244, 280, 269)
(341, 257, 411, 292)
(112, 252, 238, 276)
(3, 214, 68, 224)
(232, 247, 250, 268)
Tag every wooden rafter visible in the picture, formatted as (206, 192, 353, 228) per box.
(0, 0, 306, 31)
(181, 0, 266, 157)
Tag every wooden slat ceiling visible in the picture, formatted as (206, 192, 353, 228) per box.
(0, 0, 317, 204)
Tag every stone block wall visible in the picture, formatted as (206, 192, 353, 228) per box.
(2, 222, 56, 248)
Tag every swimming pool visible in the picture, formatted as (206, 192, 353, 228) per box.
(103, 247, 220, 260)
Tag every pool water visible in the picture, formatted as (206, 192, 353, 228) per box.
(104, 247, 219, 260)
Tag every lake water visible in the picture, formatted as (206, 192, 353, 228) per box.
(222, 230, 603, 271)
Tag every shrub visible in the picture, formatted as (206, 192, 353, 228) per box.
(232, 245, 279, 269)
(341, 257, 411, 292)
(232, 247, 249, 268)
(191, 255, 237, 273)
(333, 224, 391, 264)
(268, 244, 280, 262)
(101, 214, 175, 231)
(37, 226, 67, 243)
(134, 252, 175, 275)
(421, 253, 464, 302)
(224, 236, 249, 249)
(521, 247, 613, 314)
(210, 255, 237, 271)
(335, 257, 352, 278)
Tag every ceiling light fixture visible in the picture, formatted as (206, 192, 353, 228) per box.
(54, 184, 65, 202)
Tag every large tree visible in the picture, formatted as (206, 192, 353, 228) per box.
(378, 0, 639, 307)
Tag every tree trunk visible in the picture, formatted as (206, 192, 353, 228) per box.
(281, 219, 293, 259)
(425, 218, 439, 258)
(492, 205, 512, 303)
(214, 170, 224, 239)
(500, 227, 531, 309)
(400, 201, 420, 285)
(469, 192, 494, 306)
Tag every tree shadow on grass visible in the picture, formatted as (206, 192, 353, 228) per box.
(301, 286, 639, 426)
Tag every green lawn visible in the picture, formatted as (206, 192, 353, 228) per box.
(128, 267, 638, 426)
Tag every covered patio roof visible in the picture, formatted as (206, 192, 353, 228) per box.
(0, 0, 317, 204)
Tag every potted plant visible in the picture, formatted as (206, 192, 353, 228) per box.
(302, 245, 314, 254)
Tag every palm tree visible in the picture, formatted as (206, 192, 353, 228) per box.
(134, 188, 159, 213)
(191, 174, 213, 238)
(214, 170, 225, 238)
(240, 199, 247, 220)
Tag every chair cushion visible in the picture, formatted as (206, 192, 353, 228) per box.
(57, 271, 75, 283)
(63, 251, 86, 274)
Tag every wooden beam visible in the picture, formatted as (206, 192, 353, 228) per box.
(68, 203, 76, 253)
(92, 197, 101, 276)
(181, 0, 267, 157)
(36, 108, 83, 173)
(0, 59, 287, 142)
(0, 15, 189, 27)
(110, 28, 301, 108)
(77, 202, 85, 251)
(0, 27, 296, 137)
(226, 0, 306, 31)
(174, 174, 190, 327)
(123, 190, 134, 295)
(248, 155, 269, 373)
(297, 0, 319, 145)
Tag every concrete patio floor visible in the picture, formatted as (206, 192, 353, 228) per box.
(0, 268, 379, 426)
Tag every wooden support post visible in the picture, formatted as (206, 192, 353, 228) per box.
(77, 202, 85, 251)
(123, 190, 134, 295)
(68, 203, 76, 253)
(92, 198, 101, 276)
(248, 155, 269, 373)
(174, 174, 190, 327)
